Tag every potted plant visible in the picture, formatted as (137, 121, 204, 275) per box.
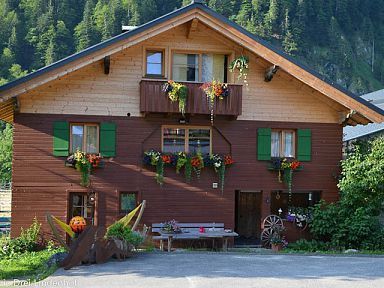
(270, 226, 287, 252)
(161, 219, 182, 234)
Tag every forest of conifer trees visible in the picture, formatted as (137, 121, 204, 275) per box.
(0, 0, 384, 94)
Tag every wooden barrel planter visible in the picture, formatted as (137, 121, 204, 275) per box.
(283, 220, 312, 243)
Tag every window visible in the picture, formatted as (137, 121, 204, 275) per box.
(202, 54, 227, 82)
(146, 50, 164, 77)
(162, 126, 211, 154)
(172, 52, 228, 82)
(120, 192, 137, 213)
(271, 130, 295, 158)
(70, 124, 99, 153)
(70, 193, 94, 224)
(172, 53, 199, 81)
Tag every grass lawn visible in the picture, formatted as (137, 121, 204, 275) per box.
(0, 249, 62, 281)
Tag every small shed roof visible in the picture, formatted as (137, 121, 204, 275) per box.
(344, 89, 384, 141)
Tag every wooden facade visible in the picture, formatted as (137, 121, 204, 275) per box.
(2, 2, 383, 243)
(12, 113, 341, 238)
(17, 22, 345, 124)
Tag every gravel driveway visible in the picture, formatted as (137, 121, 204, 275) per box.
(11, 252, 384, 288)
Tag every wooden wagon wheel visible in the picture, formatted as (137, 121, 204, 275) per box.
(262, 215, 284, 230)
(260, 228, 274, 247)
(261, 215, 284, 248)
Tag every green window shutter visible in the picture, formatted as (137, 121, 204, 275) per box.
(297, 129, 312, 161)
(53, 121, 69, 156)
(100, 122, 116, 157)
(257, 128, 271, 161)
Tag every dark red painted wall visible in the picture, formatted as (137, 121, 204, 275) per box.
(11, 113, 342, 237)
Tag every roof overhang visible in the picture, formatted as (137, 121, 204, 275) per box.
(0, 2, 383, 125)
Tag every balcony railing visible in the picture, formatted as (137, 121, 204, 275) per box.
(140, 80, 242, 116)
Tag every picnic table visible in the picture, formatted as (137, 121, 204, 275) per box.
(152, 223, 238, 252)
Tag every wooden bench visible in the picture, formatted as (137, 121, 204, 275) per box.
(0, 216, 11, 234)
(152, 223, 237, 252)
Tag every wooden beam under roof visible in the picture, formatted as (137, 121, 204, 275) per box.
(187, 18, 199, 39)
(0, 98, 16, 123)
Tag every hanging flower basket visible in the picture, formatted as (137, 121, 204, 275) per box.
(229, 55, 249, 81)
(200, 80, 230, 125)
(65, 150, 104, 187)
(162, 80, 188, 115)
(143, 150, 234, 191)
(268, 158, 302, 206)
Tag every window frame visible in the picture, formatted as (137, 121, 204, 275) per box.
(69, 192, 94, 221)
(271, 129, 296, 158)
(70, 123, 100, 154)
(170, 50, 230, 83)
(161, 125, 212, 154)
(119, 192, 138, 214)
(145, 49, 165, 78)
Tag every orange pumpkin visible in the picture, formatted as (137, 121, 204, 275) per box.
(69, 216, 87, 233)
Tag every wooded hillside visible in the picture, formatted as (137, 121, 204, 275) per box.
(0, 0, 383, 94)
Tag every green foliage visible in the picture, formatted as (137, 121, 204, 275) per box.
(229, 55, 249, 80)
(1, 217, 41, 258)
(338, 138, 384, 212)
(0, 248, 62, 280)
(105, 222, 144, 247)
(0, 122, 13, 182)
(287, 239, 331, 252)
(309, 137, 384, 250)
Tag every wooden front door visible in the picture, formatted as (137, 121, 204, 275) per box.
(235, 191, 262, 246)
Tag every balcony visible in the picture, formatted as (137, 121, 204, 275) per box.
(140, 80, 242, 116)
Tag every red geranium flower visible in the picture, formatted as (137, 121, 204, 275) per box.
(191, 157, 202, 167)
(290, 161, 300, 170)
(162, 155, 171, 164)
(224, 155, 234, 165)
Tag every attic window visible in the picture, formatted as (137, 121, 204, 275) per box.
(172, 53, 199, 82)
(146, 50, 164, 77)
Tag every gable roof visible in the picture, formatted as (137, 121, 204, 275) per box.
(1, 1, 384, 124)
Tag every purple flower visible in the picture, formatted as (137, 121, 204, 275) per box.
(143, 154, 151, 165)
(286, 214, 295, 222)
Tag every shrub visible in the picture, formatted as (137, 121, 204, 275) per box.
(0, 217, 41, 258)
(105, 222, 144, 247)
(309, 138, 384, 250)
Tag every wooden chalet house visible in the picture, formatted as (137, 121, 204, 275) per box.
(1, 1, 383, 245)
